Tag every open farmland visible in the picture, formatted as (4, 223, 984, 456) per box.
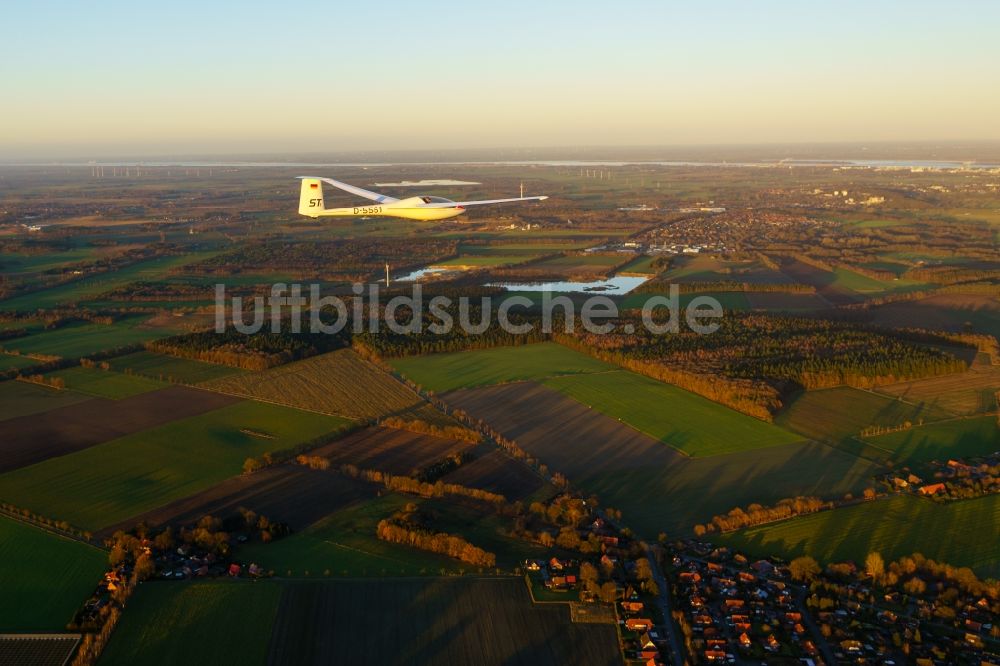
(309, 426, 475, 475)
(110, 350, 246, 384)
(661, 254, 790, 284)
(48, 365, 165, 399)
(441, 447, 547, 501)
(719, 494, 1000, 579)
(0, 386, 240, 473)
(866, 293, 1000, 339)
(0, 381, 90, 420)
(875, 355, 1000, 415)
(0, 316, 179, 359)
(775, 386, 954, 446)
(98, 581, 282, 666)
(744, 291, 829, 311)
(443, 382, 877, 535)
(237, 494, 460, 576)
(266, 578, 622, 666)
(861, 415, 1000, 466)
(777, 258, 863, 305)
(0, 516, 106, 631)
(0, 252, 216, 312)
(101, 578, 621, 666)
(0, 400, 350, 531)
(542, 371, 802, 457)
(389, 342, 613, 393)
(98, 463, 375, 538)
(200, 348, 426, 420)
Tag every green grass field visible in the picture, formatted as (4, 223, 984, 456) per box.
(862, 416, 1000, 466)
(2, 316, 179, 359)
(776, 387, 953, 446)
(238, 495, 461, 577)
(543, 370, 802, 457)
(433, 255, 534, 267)
(0, 516, 107, 631)
(110, 350, 245, 384)
(719, 494, 1000, 578)
(0, 353, 42, 372)
(0, 253, 214, 311)
(98, 581, 281, 666)
(619, 291, 752, 311)
(0, 381, 91, 420)
(49, 366, 166, 399)
(390, 342, 613, 393)
(583, 440, 881, 537)
(0, 401, 350, 531)
(617, 255, 660, 275)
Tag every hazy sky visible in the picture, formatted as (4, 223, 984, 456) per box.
(2, 0, 998, 157)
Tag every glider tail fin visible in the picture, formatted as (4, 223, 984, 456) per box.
(298, 178, 325, 217)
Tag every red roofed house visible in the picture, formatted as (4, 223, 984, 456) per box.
(626, 618, 654, 632)
(919, 483, 947, 496)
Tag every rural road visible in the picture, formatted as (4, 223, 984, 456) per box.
(646, 544, 684, 666)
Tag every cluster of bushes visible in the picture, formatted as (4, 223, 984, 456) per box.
(694, 496, 834, 535)
(340, 464, 505, 505)
(376, 504, 495, 568)
(380, 416, 481, 444)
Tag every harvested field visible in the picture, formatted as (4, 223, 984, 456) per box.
(309, 426, 474, 475)
(441, 448, 545, 501)
(0, 386, 241, 473)
(662, 255, 790, 284)
(0, 635, 80, 665)
(98, 464, 375, 538)
(266, 578, 623, 666)
(875, 355, 1000, 415)
(200, 349, 425, 420)
(445, 382, 878, 535)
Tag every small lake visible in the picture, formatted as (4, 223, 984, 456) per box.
(395, 267, 458, 281)
(487, 275, 649, 294)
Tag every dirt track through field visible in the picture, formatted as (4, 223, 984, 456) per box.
(0, 386, 241, 473)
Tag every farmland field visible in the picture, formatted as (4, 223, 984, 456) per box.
(0, 252, 215, 311)
(866, 294, 1000, 339)
(0, 400, 350, 530)
(110, 350, 246, 384)
(389, 342, 613, 393)
(719, 494, 1000, 578)
(200, 348, 425, 420)
(237, 494, 460, 576)
(661, 255, 790, 284)
(0, 516, 106, 631)
(875, 356, 1000, 415)
(0, 380, 91, 421)
(744, 292, 829, 311)
(0, 386, 240, 474)
(444, 382, 877, 535)
(98, 463, 375, 538)
(441, 447, 546, 501)
(48, 365, 165, 399)
(0, 353, 42, 372)
(309, 426, 475, 475)
(98, 581, 282, 666)
(100, 577, 623, 665)
(542, 370, 802, 457)
(775, 387, 953, 446)
(266, 578, 622, 666)
(0, 316, 179, 359)
(861, 415, 1000, 466)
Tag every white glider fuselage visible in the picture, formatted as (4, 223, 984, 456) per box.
(297, 177, 546, 221)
